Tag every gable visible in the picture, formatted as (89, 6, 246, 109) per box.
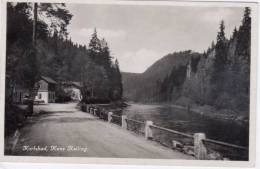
(38, 80, 48, 91)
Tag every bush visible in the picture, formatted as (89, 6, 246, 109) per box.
(214, 93, 233, 109)
(55, 87, 72, 103)
(5, 105, 27, 137)
(85, 97, 111, 104)
(175, 96, 194, 107)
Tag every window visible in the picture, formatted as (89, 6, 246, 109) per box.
(38, 93, 42, 99)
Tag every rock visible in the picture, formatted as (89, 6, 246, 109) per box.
(182, 145, 195, 156)
(223, 157, 230, 161)
(172, 140, 184, 149)
(207, 151, 222, 160)
(185, 149, 195, 156)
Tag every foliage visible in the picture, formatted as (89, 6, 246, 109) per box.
(55, 84, 72, 103)
(6, 2, 72, 106)
(6, 3, 123, 106)
(122, 7, 251, 115)
(81, 29, 123, 103)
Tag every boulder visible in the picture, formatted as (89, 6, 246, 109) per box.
(172, 140, 184, 150)
(207, 151, 223, 160)
(182, 145, 195, 156)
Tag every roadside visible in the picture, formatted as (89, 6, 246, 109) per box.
(7, 102, 194, 159)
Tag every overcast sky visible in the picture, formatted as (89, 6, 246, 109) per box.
(66, 3, 244, 73)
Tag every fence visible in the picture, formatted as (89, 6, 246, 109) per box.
(81, 104, 248, 160)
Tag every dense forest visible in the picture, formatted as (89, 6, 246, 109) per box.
(6, 3, 123, 105)
(123, 7, 251, 116)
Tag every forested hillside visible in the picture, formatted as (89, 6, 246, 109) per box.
(6, 3, 122, 105)
(122, 7, 251, 116)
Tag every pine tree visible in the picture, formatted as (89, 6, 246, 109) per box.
(236, 7, 251, 61)
(232, 27, 238, 39)
(217, 20, 225, 42)
(88, 28, 102, 63)
(215, 20, 227, 68)
(210, 20, 228, 104)
(114, 59, 123, 100)
(100, 38, 112, 68)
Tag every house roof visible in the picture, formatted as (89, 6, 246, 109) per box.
(71, 82, 82, 88)
(62, 81, 82, 88)
(41, 76, 57, 84)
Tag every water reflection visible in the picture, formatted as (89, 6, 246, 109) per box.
(122, 103, 249, 147)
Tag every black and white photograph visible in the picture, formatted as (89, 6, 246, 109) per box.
(1, 0, 258, 166)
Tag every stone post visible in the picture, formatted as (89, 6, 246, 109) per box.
(108, 112, 113, 123)
(88, 105, 90, 113)
(121, 115, 127, 129)
(86, 105, 89, 113)
(145, 121, 153, 140)
(90, 108, 93, 114)
(88, 105, 92, 113)
(194, 133, 207, 160)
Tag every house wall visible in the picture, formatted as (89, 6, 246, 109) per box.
(38, 80, 48, 91)
(35, 91, 48, 103)
(13, 78, 56, 104)
(36, 79, 56, 103)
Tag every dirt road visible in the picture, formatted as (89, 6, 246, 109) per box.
(10, 103, 194, 159)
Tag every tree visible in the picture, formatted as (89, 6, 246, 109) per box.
(88, 28, 102, 63)
(215, 20, 227, 67)
(100, 38, 112, 68)
(27, 3, 72, 114)
(236, 7, 251, 62)
(6, 2, 72, 114)
(112, 59, 123, 100)
(208, 20, 229, 104)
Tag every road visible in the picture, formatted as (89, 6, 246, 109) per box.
(11, 103, 194, 159)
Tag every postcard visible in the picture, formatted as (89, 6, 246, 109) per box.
(0, 0, 258, 167)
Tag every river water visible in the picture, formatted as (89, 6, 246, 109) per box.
(120, 103, 249, 147)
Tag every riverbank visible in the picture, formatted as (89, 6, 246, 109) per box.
(124, 101, 249, 125)
(169, 104, 249, 125)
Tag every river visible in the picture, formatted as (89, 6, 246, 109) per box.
(120, 103, 249, 147)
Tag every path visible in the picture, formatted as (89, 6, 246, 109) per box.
(11, 103, 194, 159)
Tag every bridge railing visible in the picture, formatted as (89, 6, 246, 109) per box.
(82, 104, 248, 160)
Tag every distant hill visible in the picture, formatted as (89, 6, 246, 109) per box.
(122, 50, 201, 102)
(122, 11, 250, 116)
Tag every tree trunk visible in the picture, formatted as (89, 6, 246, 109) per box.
(27, 3, 38, 116)
(32, 3, 38, 46)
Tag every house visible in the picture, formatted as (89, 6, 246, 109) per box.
(62, 81, 82, 101)
(13, 76, 57, 104)
(35, 76, 57, 103)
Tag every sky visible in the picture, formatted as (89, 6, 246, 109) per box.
(66, 3, 244, 73)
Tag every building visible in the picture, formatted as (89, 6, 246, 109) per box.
(35, 76, 57, 103)
(13, 76, 57, 104)
(62, 81, 82, 101)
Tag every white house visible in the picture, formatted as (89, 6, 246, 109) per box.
(35, 76, 57, 103)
